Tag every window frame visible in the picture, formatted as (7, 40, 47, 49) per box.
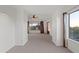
(68, 9, 79, 40)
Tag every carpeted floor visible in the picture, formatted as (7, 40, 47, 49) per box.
(7, 33, 71, 53)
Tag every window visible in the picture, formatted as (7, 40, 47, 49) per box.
(29, 23, 40, 30)
(69, 10, 79, 41)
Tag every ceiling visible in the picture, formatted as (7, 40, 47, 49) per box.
(24, 5, 76, 15)
(23, 5, 76, 21)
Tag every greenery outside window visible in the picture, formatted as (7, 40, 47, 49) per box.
(69, 10, 79, 41)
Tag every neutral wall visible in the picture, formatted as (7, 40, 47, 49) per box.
(52, 14, 57, 45)
(0, 6, 17, 52)
(49, 20, 52, 36)
(68, 39, 79, 53)
(44, 21, 47, 34)
(44, 19, 52, 36)
(23, 10, 28, 45)
(15, 7, 28, 45)
(56, 11, 64, 46)
(0, 6, 28, 52)
(52, 11, 64, 46)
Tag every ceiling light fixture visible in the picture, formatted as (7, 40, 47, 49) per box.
(32, 15, 37, 19)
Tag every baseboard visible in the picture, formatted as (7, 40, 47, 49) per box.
(15, 39, 28, 46)
(4, 44, 15, 53)
(52, 39, 63, 46)
(22, 39, 28, 46)
(52, 39, 57, 46)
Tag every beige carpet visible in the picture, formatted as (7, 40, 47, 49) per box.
(7, 33, 71, 53)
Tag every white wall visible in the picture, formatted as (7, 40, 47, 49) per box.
(52, 10, 64, 46)
(56, 11, 64, 46)
(68, 39, 79, 53)
(0, 6, 17, 52)
(52, 14, 57, 45)
(23, 10, 28, 45)
(44, 19, 52, 35)
(15, 7, 28, 45)
(0, 5, 28, 52)
(49, 20, 52, 36)
(44, 21, 47, 34)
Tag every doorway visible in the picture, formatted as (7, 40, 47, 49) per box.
(28, 21, 40, 34)
(47, 22, 51, 34)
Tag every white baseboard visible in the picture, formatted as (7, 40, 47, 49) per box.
(0, 44, 15, 53)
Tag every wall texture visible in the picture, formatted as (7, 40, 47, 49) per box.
(52, 10, 64, 46)
(0, 6, 16, 52)
(56, 11, 64, 46)
(52, 14, 57, 45)
(0, 6, 28, 52)
(15, 7, 28, 45)
(68, 39, 79, 53)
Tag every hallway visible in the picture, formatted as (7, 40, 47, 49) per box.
(7, 33, 71, 53)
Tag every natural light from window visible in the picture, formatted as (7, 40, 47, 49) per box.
(70, 11, 79, 41)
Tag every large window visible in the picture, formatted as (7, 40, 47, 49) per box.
(69, 10, 79, 41)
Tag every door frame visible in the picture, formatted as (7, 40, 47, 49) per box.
(63, 12, 67, 47)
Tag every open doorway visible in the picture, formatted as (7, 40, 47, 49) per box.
(28, 21, 40, 34)
(47, 22, 51, 34)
